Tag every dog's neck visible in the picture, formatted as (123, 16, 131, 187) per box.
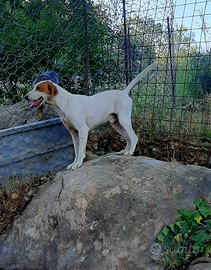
(47, 85, 72, 121)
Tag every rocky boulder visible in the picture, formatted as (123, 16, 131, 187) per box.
(0, 155, 211, 270)
(189, 263, 211, 270)
(0, 100, 58, 130)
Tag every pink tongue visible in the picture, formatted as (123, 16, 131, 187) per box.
(29, 99, 40, 109)
(34, 99, 40, 107)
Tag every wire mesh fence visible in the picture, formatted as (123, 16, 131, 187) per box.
(0, 0, 211, 183)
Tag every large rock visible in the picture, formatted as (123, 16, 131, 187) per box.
(0, 100, 58, 130)
(189, 263, 211, 270)
(0, 155, 211, 270)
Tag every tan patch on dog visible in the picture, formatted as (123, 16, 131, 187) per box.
(36, 82, 58, 97)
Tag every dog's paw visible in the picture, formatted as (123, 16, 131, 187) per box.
(67, 162, 82, 170)
(115, 149, 133, 155)
(67, 165, 71, 170)
(67, 163, 75, 170)
(123, 151, 133, 156)
(115, 150, 126, 155)
(71, 164, 81, 170)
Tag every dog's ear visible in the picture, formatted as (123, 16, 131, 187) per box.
(47, 82, 58, 97)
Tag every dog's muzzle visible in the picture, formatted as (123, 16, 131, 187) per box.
(25, 96, 43, 109)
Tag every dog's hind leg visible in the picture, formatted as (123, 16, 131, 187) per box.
(123, 127, 138, 155)
(115, 114, 138, 155)
(110, 114, 131, 154)
(112, 124, 130, 154)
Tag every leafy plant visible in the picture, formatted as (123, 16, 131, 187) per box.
(0, 0, 113, 103)
(4, 161, 35, 195)
(4, 168, 22, 195)
(157, 199, 211, 269)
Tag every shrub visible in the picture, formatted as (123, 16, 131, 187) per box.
(157, 199, 211, 269)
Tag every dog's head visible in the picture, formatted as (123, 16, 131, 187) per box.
(25, 81, 58, 109)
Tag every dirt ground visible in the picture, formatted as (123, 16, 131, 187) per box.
(0, 172, 55, 235)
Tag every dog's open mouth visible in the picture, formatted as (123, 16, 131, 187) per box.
(29, 97, 43, 109)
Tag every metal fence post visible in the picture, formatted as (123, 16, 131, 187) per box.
(82, 0, 89, 96)
(167, 16, 177, 108)
(122, 0, 129, 85)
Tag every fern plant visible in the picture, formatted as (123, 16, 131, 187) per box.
(157, 199, 211, 269)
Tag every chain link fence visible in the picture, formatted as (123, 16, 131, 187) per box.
(0, 0, 211, 183)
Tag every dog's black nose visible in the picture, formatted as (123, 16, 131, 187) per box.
(25, 95, 29, 100)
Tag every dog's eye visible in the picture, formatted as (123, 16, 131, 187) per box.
(36, 86, 40, 91)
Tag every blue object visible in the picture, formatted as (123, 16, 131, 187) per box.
(0, 118, 74, 185)
(32, 71, 60, 86)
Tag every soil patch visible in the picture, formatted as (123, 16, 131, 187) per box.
(0, 172, 55, 235)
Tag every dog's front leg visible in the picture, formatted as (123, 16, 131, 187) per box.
(68, 127, 89, 170)
(67, 129, 79, 170)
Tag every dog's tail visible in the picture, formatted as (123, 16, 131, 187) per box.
(124, 62, 157, 95)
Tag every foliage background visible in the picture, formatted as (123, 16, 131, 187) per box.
(0, 0, 211, 163)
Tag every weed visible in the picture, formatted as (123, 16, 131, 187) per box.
(4, 168, 22, 195)
(4, 160, 35, 195)
(157, 199, 211, 269)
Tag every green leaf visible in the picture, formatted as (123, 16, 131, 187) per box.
(176, 216, 183, 222)
(169, 224, 176, 233)
(203, 219, 211, 232)
(180, 223, 189, 235)
(162, 226, 169, 236)
(192, 244, 201, 253)
(178, 209, 186, 215)
(176, 220, 184, 228)
(178, 209, 194, 221)
(165, 231, 175, 243)
(157, 232, 165, 243)
(189, 219, 199, 231)
(191, 231, 210, 247)
(200, 201, 208, 207)
(204, 242, 211, 257)
(194, 199, 202, 208)
(198, 206, 211, 218)
(191, 234, 203, 248)
(194, 212, 203, 224)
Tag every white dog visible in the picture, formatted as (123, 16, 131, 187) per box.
(25, 63, 157, 170)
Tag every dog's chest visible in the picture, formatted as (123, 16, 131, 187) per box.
(61, 118, 76, 130)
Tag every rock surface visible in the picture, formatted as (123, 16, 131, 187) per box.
(189, 263, 211, 270)
(0, 100, 58, 130)
(0, 155, 211, 270)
